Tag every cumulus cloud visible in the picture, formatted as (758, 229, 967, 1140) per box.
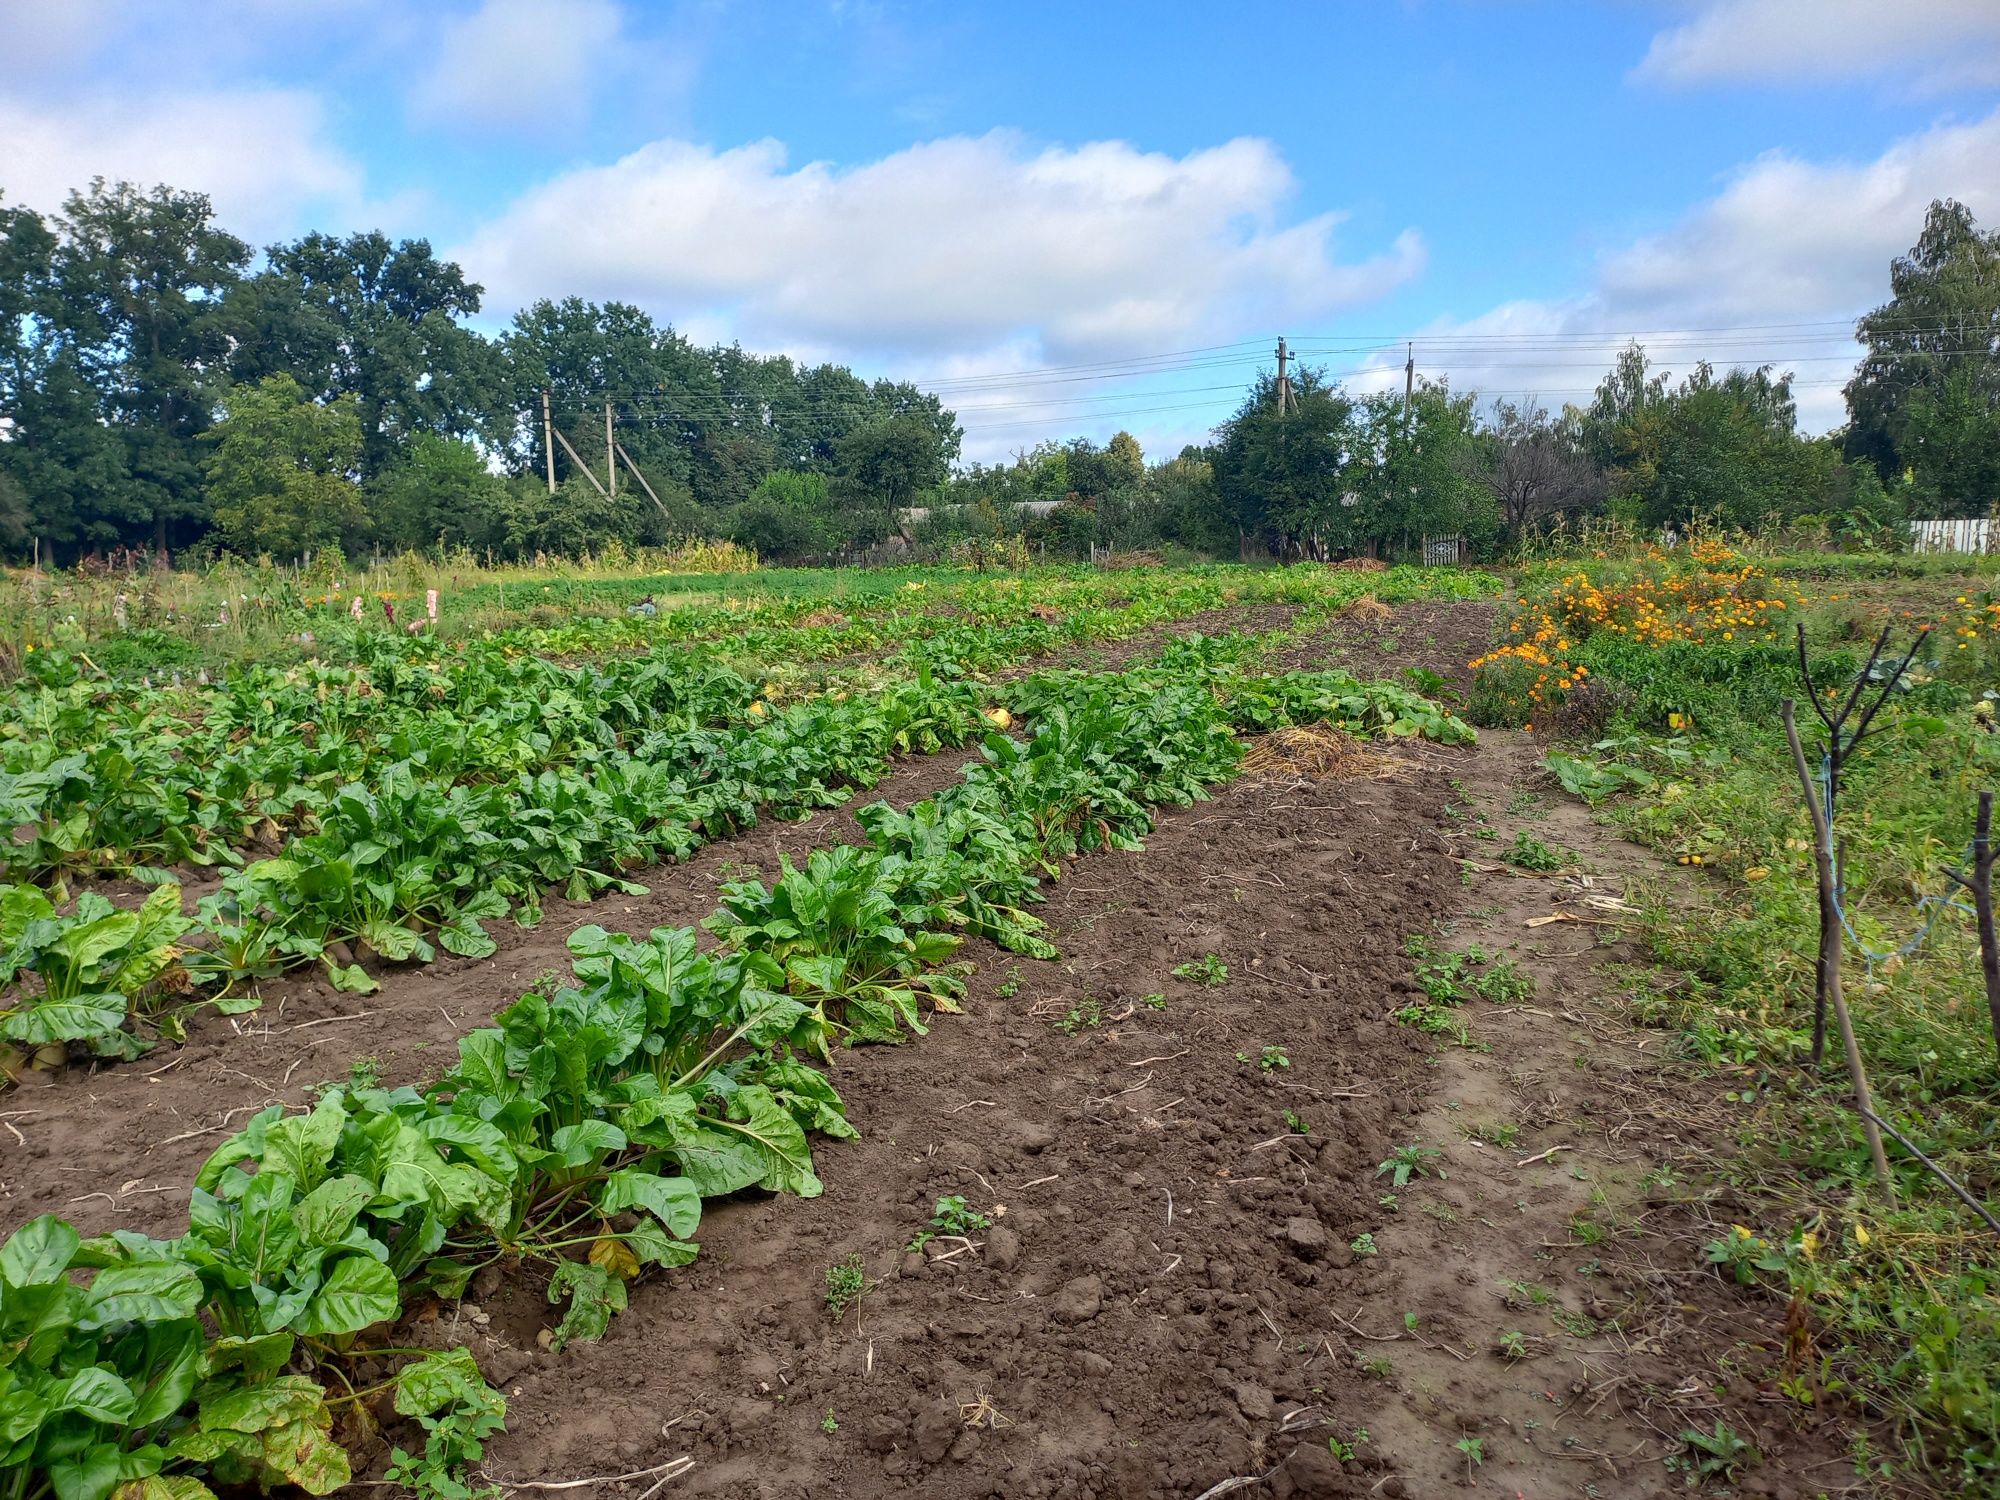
(1345, 110, 2000, 435)
(411, 0, 626, 131)
(1636, 0, 2000, 91)
(0, 88, 381, 245)
(455, 131, 1425, 364)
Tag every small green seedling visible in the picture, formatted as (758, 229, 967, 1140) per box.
(1283, 1109, 1310, 1134)
(996, 966, 1023, 999)
(1348, 1233, 1378, 1258)
(1375, 1143, 1443, 1188)
(1668, 1421, 1757, 1483)
(1056, 997, 1103, 1034)
(907, 1195, 992, 1253)
(1454, 1436, 1485, 1474)
(1326, 1429, 1369, 1462)
(1501, 831, 1574, 871)
(1172, 953, 1229, 986)
(821, 1410, 839, 1435)
(1140, 991, 1166, 1011)
(1496, 1329, 1530, 1360)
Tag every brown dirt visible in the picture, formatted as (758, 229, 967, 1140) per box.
(459, 732, 1853, 1500)
(1027, 603, 1301, 673)
(1268, 598, 1504, 696)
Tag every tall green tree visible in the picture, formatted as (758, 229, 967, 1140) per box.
(205, 374, 363, 558)
(1211, 369, 1356, 559)
(1350, 385, 1495, 554)
(1846, 199, 2000, 516)
(49, 180, 250, 553)
(232, 232, 501, 480)
(835, 415, 953, 520)
(369, 434, 509, 553)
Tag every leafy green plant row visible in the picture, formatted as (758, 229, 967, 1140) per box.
(2, 564, 1496, 889)
(3, 574, 1487, 1064)
(3, 673, 994, 1060)
(0, 659, 1476, 1500)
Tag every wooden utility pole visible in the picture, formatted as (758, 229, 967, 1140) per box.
(552, 425, 611, 499)
(614, 440, 672, 522)
(1404, 343, 1415, 413)
(1274, 337, 1294, 415)
(605, 402, 617, 497)
(541, 390, 557, 495)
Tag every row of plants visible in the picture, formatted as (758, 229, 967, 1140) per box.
(0, 655, 1478, 1500)
(2, 564, 1493, 888)
(3, 567, 1493, 1067)
(1479, 549, 2000, 1488)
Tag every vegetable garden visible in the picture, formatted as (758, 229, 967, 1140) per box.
(3, 551, 1996, 1499)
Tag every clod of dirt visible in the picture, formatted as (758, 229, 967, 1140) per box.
(985, 1223, 1021, 1270)
(1012, 1120, 1057, 1154)
(1050, 1274, 1103, 1322)
(1275, 1439, 1351, 1499)
(861, 1415, 905, 1454)
(912, 1406, 957, 1464)
(1283, 1216, 1329, 1260)
(1233, 1383, 1274, 1421)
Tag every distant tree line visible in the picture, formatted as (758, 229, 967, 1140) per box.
(0, 184, 1991, 567)
(926, 199, 1996, 562)
(0, 180, 957, 563)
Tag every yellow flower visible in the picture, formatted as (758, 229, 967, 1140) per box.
(1800, 1230, 1818, 1259)
(1854, 1222, 1871, 1247)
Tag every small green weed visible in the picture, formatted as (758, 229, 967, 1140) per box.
(1172, 953, 1229, 986)
(907, 1195, 992, 1253)
(825, 1254, 866, 1316)
(1376, 1143, 1444, 1188)
(1283, 1109, 1310, 1134)
(1501, 831, 1575, 871)
(1665, 1422, 1757, 1484)
(1056, 997, 1103, 1034)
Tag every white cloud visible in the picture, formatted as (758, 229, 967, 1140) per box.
(454, 130, 1423, 459)
(411, 0, 626, 131)
(457, 131, 1423, 358)
(0, 88, 383, 245)
(1345, 109, 2000, 435)
(1637, 0, 2000, 90)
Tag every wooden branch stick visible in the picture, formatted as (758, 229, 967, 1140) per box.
(1782, 698, 1893, 1199)
(1944, 790, 2000, 1067)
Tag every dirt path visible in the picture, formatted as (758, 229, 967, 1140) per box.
(457, 722, 1849, 1499)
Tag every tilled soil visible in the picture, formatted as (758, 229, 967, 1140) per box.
(476, 753, 1459, 1500)
(1267, 598, 1504, 695)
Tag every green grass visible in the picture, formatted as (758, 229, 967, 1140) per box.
(1489, 545, 2000, 1491)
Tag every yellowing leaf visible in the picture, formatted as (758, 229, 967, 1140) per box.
(984, 707, 1013, 729)
(1744, 867, 1770, 881)
(590, 1235, 641, 1281)
(1853, 1222, 1871, 1247)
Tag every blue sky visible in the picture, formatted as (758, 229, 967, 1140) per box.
(4, 0, 1999, 460)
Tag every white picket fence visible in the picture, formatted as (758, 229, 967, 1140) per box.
(1910, 518, 1994, 554)
(1422, 534, 1465, 566)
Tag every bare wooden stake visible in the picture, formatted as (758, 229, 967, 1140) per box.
(1782, 697, 1894, 1199)
(1944, 790, 1999, 1066)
